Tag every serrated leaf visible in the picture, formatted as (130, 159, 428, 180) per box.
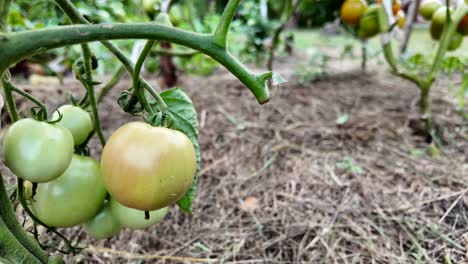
(272, 72, 287, 86)
(158, 88, 200, 214)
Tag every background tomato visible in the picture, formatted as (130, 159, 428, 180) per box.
(340, 0, 368, 26)
(458, 15, 468, 36)
(430, 6, 450, 40)
(101, 122, 197, 211)
(3, 118, 74, 183)
(419, 0, 442, 20)
(110, 198, 168, 230)
(83, 201, 121, 239)
(447, 32, 463, 51)
(396, 10, 405, 29)
(358, 5, 381, 39)
(30, 155, 107, 227)
(392, 0, 401, 15)
(52, 105, 93, 146)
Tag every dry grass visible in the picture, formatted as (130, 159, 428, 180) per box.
(2, 54, 467, 263)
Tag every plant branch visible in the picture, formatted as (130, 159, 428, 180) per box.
(0, 23, 270, 103)
(132, 40, 157, 114)
(0, 0, 11, 32)
(213, 0, 242, 48)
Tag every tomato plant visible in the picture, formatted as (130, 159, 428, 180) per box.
(358, 4, 382, 39)
(83, 201, 121, 239)
(29, 154, 107, 227)
(110, 198, 168, 230)
(52, 105, 93, 146)
(3, 118, 74, 183)
(101, 122, 197, 211)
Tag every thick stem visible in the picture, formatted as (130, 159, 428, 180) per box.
(361, 40, 367, 72)
(0, 174, 48, 263)
(0, 23, 270, 103)
(419, 87, 433, 134)
(214, 0, 242, 48)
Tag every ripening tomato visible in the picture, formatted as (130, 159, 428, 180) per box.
(392, 0, 401, 15)
(3, 118, 74, 183)
(420, 0, 442, 20)
(52, 105, 93, 146)
(358, 5, 382, 39)
(447, 32, 463, 51)
(83, 201, 121, 239)
(396, 10, 405, 29)
(30, 155, 107, 227)
(340, 0, 368, 25)
(458, 15, 468, 36)
(110, 198, 168, 230)
(430, 6, 450, 40)
(101, 122, 197, 211)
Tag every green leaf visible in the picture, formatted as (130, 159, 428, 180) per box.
(272, 72, 287, 86)
(158, 88, 200, 214)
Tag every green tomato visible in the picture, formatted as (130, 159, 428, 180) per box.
(52, 105, 93, 146)
(3, 118, 74, 183)
(447, 32, 463, 51)
(358, 5, 381, 39)
(419, 0, 442, 20)
(83, 201, 121, 239)
(430, 6, 450, 40)
(30, 155, 107, 227)
(143, 0, 161, 14)
(110, 198, 168, 230)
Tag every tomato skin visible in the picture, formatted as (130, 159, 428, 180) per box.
(340, 0, 368, 26)
(30, 155, 107, 227)
(101, 122, 197, 211)
(447, 32, 463, 51)
(358, 5, 381, 39)
(52, 105, 93, 146)
(420, 0, 442, 20)
(392, 0, 401, 15)
(83, 201, 121, 239)
(430, 6, 449, 40)
(396, 10, 405, 29)
(458, 15, 468, 36)
(3, 118, 74, 183)
(110, 198, 168, 230)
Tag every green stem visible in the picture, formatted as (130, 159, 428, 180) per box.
(80, 45, 106, 146)
(97, 65, 126, 103)
(1, 72, 19, 122)
(10, 83, 48, 118)
(154, 48, 198, 57)
(361, 40, 367, 72)
(214, 0, 242, 48)
(132, 40, 157, 114)
(0, 174, 48, 263)
(0, 23, 270, 103)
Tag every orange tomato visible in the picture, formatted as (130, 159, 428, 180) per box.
(340, 0, 368, 25)
(101, 122, 197, 211)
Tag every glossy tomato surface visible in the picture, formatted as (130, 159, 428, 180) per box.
(110, 198, 168, 230)
(430, 6, 449, 40)
(358, 5, 381, 39)
(3, 118, 74, 183)
(83, 201, 121, 239)
(101, 122, 197, 211)
(340, 0, 368, 25)
(30, 155, 107, 227)
(52, 105, 93, 146)
(419, 0, 442, 20)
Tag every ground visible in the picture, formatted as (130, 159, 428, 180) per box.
(1, 34, 468, 263)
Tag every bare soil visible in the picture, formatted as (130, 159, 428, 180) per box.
(2, 55, 467, 264)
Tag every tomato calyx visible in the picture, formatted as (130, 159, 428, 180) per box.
(118, 88, 144, 115)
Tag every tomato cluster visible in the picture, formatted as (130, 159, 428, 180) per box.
(340, 0, 405, 39)
(3, 105, 196, 239)
(420, 0, 467, 51)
